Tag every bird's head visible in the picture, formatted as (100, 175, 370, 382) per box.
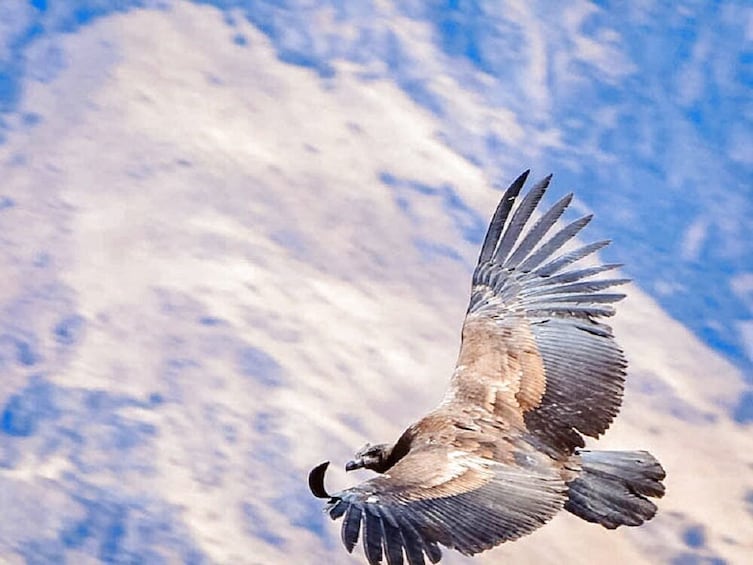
(346, 442, 391, 472)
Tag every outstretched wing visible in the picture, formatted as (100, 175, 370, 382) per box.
(314, 444, 567, 565)
(448, 171, 629, 454)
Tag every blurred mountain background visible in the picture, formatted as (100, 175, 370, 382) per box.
(0, 1, 751, 564)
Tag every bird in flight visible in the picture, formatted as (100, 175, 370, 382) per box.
(308, 171, 665, 565)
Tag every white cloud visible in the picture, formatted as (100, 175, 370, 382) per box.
(728, 122, 753, 165)
(680, 216, 709, 261)
(731, 272, 753, 311)
(1, 3, 751, 565)
(736, 320, 753, 364)
(0, 0, 32, 63)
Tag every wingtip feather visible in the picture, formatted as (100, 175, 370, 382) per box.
(477, 169, 532, 265)
(517, 169, 532, 183)
(308, 461, 332, 499)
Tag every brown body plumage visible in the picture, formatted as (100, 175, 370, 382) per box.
(309, 171, 666, 565)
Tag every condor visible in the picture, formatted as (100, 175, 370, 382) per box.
(309, 171, 665, 565)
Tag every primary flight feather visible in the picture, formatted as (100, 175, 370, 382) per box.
(308, 171, 665, 565)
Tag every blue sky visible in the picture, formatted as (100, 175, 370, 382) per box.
(1, 2, 749, 389)
(0, 2, 751, 563)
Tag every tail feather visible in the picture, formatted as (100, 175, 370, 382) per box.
(565, 449, 665, 529)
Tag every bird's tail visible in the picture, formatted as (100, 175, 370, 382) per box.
(565, 449, 666, 529)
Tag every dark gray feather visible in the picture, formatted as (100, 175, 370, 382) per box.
(504, 192, 573, 268)
(523, 278, 629, 298)
(381, 514, 405, 565)
(531, 263, 623, 287)
(477, 170, 529, 264)
(535, 240, 610, 277)
(517, 215, 593, 272)
(565, 450, 665, 528)
(364, 508, 384, 564)
(342, 504, 362, 553)
(329, 498, 348, 520)
(398, 520, 426, 565)
(492, 175, 551, 265)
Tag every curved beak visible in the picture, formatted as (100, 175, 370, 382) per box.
(345, 458, 364, 472)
